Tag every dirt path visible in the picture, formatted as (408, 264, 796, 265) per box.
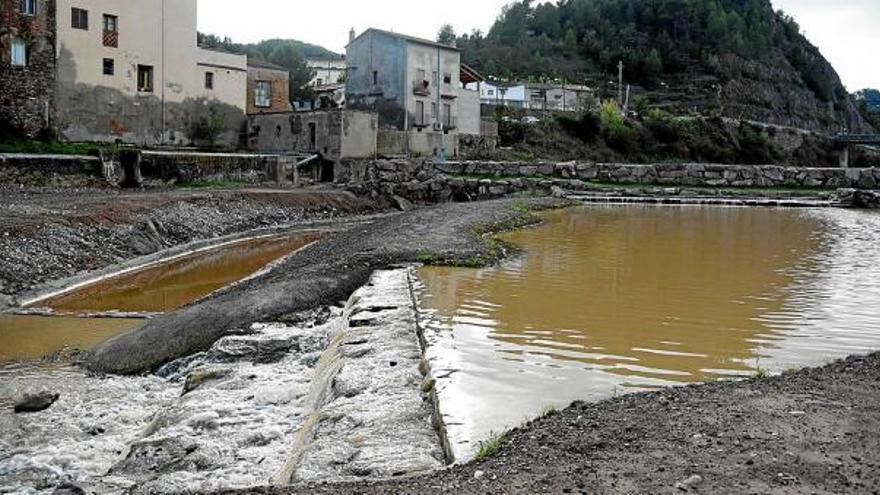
(232, 352, 880, 494)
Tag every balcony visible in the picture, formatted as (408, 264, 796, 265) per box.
(441, 116, 458, 130)
(412, 79, 431, 96)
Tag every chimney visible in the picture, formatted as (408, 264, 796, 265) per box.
(349, 28, 356, 44)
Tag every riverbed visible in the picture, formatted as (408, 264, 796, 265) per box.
(417, 205, 880, 458)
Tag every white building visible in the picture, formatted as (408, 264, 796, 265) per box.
(54, 0, 247, 147)
(307, 58, 346, 87)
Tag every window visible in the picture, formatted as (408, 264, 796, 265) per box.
(254, 80, 271, 108)
(416, 69, 426, 82)
(204, 72, 214, 90)
(443, 103, 452, 126)
(10, 39, 26, 67)
(137, 65, 153, 92)
(71, 8, 88, 30)
(316, 78, 323, 86)
(102, 58, 114, 76)
(487, 89, 495, 96)
(372, 70, 378, 86)
(415, 101, 425, 126)
(443, 73, 452, 85)
(102, 15, 118, 47)
(20, 0, 37, 16)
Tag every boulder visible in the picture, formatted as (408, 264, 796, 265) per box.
(14, 391, 59, 413)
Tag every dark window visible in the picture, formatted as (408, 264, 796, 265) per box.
(137, 65, 154, 92)
(443, 73, 452, 84)
(415, 101, 425, 126)
(372, 70, 378, 85)
(20, 0, 37, 16)
(205, 72, 214, 90)
(102, 58, 114, 76)
(103, 14, 117, 32)
(71, 8, 88, 30)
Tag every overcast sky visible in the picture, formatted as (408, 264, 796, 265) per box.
(198, 0, 879, 91)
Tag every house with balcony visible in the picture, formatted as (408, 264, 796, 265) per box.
(345, 28, 469, 157)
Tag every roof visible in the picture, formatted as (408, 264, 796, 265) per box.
(347, 28, 460, 52)
(247, 58, 289, 72)
(460, 63, 485, 84)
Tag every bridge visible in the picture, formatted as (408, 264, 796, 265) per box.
(834, 134, 880, 168)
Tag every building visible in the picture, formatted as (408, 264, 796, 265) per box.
(480, 83, 527, 108)
(247, 59, 290, 114)
(345, 28, 466, 157)
(3, 0, 247, 147)
(525, 83, 594, 113)
(307, 57, 346, 87)
(0, 0, 56, 138)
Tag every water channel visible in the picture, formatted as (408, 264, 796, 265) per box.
(417, 205, 880, 457)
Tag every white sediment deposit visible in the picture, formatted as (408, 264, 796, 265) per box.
(0, 269, 445, 493)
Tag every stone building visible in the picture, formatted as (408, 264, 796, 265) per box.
(345, 28, 467, 158)
(247, 59, 290, 115)
(0, 0, 56, 138)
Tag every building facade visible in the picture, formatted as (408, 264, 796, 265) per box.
(346, 28, 464, 157)
(0, 0, 56, 138)
(306, 57, 345, 87)
(247, 59, 290, 115)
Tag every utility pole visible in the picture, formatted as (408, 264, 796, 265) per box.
(617, 60, 624, 109)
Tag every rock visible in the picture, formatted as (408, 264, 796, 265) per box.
(14, 391, 59, 413)
(391, 195, 414, 212)
(675, 474, 703, 491)
(52, 484, 85, 495)
(551, 186, 567, 198)
(183, 367, 233, 395)
(474, 470, 485, 479)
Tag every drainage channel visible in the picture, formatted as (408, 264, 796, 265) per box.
(0, 232, 323, 364)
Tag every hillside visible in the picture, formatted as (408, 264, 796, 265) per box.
(455, 0, 871, 134)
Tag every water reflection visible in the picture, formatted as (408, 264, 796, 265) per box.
(39, 232, 322, 314)
(417, 205, 880, 458)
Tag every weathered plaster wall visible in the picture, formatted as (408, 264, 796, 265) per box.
(53, 0, 246, 147)
(457, 87, 481, 135)
(247, 110, 377, 160)
(345, 30, 407, 130)
(0, 0, 55, 137)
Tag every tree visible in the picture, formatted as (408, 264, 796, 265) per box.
(268, 43, 315, 102)
(644, 48, 664, 77)
(437, 24, 457, 46)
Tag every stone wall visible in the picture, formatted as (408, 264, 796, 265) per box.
(247, 110, 377, 160)
(139, 151, 284, 184)
(0, 153, 106, 186)
(0, 0, 55, 138)
(348, 159, 880, 204)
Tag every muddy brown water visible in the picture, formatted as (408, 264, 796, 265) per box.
(0, 232, 322, 364)
(417, 205, 880, 456)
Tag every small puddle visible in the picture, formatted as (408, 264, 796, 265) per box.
(36, 232, 323, 314)
(1, 232, 323, 364)
(417, 205, 880, 459)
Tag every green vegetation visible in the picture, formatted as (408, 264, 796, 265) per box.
(0, 139, 110, 155)
(176, 179, 249, 189)
(455, 0, 845, 104)
(754, 367, 769, 379)
(539, 405, 558, 418)
(474, 431, 505, 461)
(855, 89, 880, 130)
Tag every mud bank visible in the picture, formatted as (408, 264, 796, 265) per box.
(0, 270, 443, 493)
(232, 352, 880, 494)
(0, 187, 382, 304)
(87, 198, 566, 374)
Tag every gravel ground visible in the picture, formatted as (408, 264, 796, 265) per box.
(0, 187, 381, 300)
(228, 352, 880, 494)
(87, 198, 563, 374)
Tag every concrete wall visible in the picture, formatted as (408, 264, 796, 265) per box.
(377, 129, 460, 158)
(0, 0, 55, 137)
(247, 63, 290, 115)
(457, 87, 481, 135)
(53, 0, 246, 147)
(404, 41, 460, 132)
(248, 110, 377, 160)
(196, 48, 247, 109)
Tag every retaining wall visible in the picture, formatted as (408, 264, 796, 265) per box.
(348, 160, 880, 204)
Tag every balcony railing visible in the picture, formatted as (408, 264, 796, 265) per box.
(412, 79, 431, 96)
(103, 30, 118, 48)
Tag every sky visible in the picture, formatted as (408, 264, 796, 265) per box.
(197, 0, 879, 91)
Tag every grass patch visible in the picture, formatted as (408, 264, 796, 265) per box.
(0, 139, 114, 156)
(176, 179, 249, 189)
(540, 405, 558, 418)
(474, 431, 505, 461)
(753, 366, 769, 379)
